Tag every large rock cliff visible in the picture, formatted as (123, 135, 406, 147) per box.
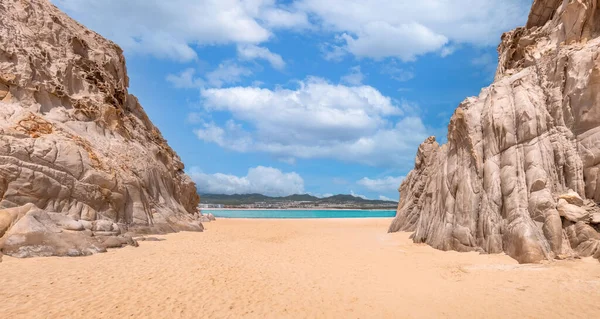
(389, 0, 600, 263)
(0, 0, 202, 259)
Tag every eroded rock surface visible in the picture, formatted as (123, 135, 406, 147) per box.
(390, 0, 600, 263)
(0, 0, 202, 258)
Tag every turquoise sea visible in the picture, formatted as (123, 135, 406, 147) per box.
(203, 209, 397, 219)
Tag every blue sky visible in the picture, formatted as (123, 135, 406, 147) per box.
(54, 0, 532, 200)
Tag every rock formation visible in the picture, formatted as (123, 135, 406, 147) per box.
(390, 0, 600, 263)
(0, 0, 202, 260)
(199, 212, 216, 223)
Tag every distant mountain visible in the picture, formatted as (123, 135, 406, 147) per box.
(281, 194, 321, 201)
(199, 193, 273, 205)
(199, 193, 398, 207)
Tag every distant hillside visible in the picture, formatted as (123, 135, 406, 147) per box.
(281, 194, 321, 201)
(199, 193, 397, 207)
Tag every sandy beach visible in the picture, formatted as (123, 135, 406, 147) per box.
(1, 218, 599, 318)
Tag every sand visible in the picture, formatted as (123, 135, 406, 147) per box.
(1, 218, 599, 318)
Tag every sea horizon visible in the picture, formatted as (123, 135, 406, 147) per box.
(204, 209, 397, 219)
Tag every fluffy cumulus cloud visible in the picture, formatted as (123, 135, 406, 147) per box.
(53, 0, 308, 61)
(341, 22, 448, 61)
(194, 77, 430, 167)
(357, 176, 405, 192)
(54, 0, 529, 62)
(189, 166, 304, 196)
(299, 0, 530, 60)
(237, 44, 286, 70)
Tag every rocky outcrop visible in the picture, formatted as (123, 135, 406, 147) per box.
(390, 0, 600, 263)
(199, 213, 216, 223)
(0, 0, 202, 259)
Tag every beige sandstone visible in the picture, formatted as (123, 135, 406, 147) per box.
(390, 0, 600, 263)
(559, 189, 585, 206)
(0, 0, 202, 259)
(557, 198, 591, 222)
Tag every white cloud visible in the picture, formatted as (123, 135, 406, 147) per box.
(206, 61, 253, 87)
(341, 22, 448, 61)
(186, 112, 208, 124)
(379, 195, 396, 202)
(298, 0, 530, 60)
(55, 1, 529, 63)
(350, 190, 368, 200)
(166, 68, 205, 89)
(341, 66, 364, 85)
(190, 166, 304, 196)
(194, 77, 431, 167)
(440, 45, 459, 58)
(200, 76, 402, 140)
(357, 176, 405, 192)
(53, 0, 307, 61)
(321, 42, 348, 61)
(237, 44, 286, 70)
(195, 120, 254, 151)
(166, 61, 252, 89)
(259, 5, 311, 29)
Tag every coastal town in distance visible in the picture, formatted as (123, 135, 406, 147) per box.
(199, 193, 398, 209)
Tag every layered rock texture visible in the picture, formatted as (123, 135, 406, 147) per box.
(390, 0, 600, 263)
(0, 0, 202, 260)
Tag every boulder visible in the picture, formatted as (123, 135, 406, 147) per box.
(101, 236, 126, 249)
(0, 204, 38, 238)
(559, 190, 584, 207)
(48, 213, 84, 231)
(0, 204, 106, 258)
(557, 199, 591, 223)
(93, 231, 119, 237)
(101, 236, 136, 249)
(564, 221, 600, 258)
(80, 220, 93, 230)
(200, 216, 211, 223)
(92, 220, 114, 232)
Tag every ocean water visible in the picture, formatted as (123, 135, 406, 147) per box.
(203, 209, 397, 219)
